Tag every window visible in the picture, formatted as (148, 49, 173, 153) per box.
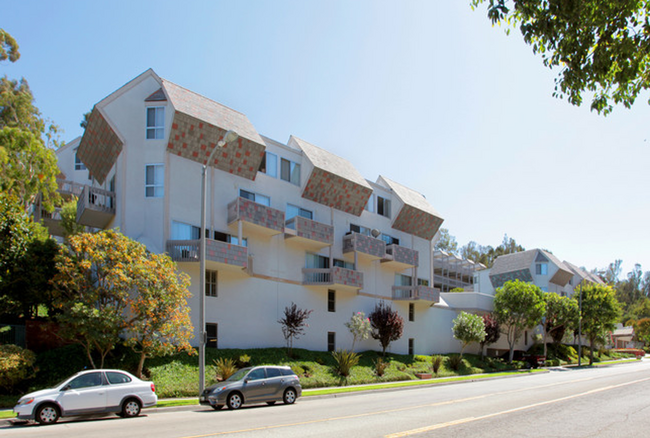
(540, 286, 548, 292)
(286, 204, 313, 221)
(395, 274, 413, 286)
(106, 372, 132, 385)
(239, 189, 270, 207)
(327, 332, 336, 352)
(365, 194, 375, 212)
(536, 263, 548, 275)
(417, 278, 429, 286)
(408, 338, 414, 355)
(68, 372, 103, 389)
(171, 221, 200, 240)
(409, 303, 414, 322)
(350, 223, 372, 236)
(214, 231, 247, 247)
(75, 150, 86, 170)
(266, 367, 282, 378)
(333, 258, 355, 271)
(377, 196, 391, 218)
(328, 290, 335, 312)
(146, 106, 165, 139)
(206, 323, 218, 349)
(206, 270, 217, 297)
(306, 253, 329, 269)
(145, 164, 164, 198)
(381, 233, 399, 245)
(248, 368, 265, 380)
(259, 152, 278, 177)
(280, 158, 300, 185)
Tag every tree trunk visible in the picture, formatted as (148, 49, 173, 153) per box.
(136, 352, 146, 378)
(85, 344, 96, 369)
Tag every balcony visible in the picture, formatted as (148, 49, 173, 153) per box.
(343, 233, 386, 261)
(392, 285, 440, 303)
(439, 292, 495, 312)
(381, 244, 419, 269)
(57, 179, 85, 199)
(302, 266, 363, 292)
(76, 186, 115, 229)
(39, 207, 64, 237)
(227, 197, 284, 237)
(284, 216, 334, 249)
(166, 239, 248, 272)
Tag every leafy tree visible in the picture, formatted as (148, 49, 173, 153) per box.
(368, 301, 404, 356)
(542, 293, 579, 356)
(0, 29, 20, 64)
(53, 229, 194, 371)
(0, 344, 35, 393)
(493, 279, 546, 363)
(434, 228, 458, 254)
(452, 311, 486, 357)
(122, 251, 194, 378)
(471, 1, 650, 114)
(579, 283, 621, 365)
(601, 259, 623, 285)
(460, 234, 525, 267)
(480, 313, 500, 358)
(344, 311, 371, 350)
(60, 198, 85, 240)
(632, 318, 650, 347)
(278, 302, 312, 357)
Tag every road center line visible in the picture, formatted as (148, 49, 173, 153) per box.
(384, 376, 650, 438)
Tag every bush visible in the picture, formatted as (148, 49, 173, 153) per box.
(331, 350, 360, 377)
(236, 354, 251, 368)
(448, 354, 463, 371)
(291, 364, 305, 376)
(213, 357, 237, 381)
(374, 357, 389, 377)
(0, 344, 36, 392)
(431, 355, 444, 375)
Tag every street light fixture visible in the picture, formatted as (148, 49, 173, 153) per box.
(199, 129, 238, 394)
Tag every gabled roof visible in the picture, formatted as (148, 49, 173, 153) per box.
(490, 249, 538, 277)
(564, 261, 606, 286)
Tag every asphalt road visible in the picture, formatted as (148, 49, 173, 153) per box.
(4, 360, 650, 438)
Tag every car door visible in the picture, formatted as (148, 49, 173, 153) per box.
(263, 367, 284, 400)
(57, 372, 107, 414)
(241, 368, 267, 402)
(104, 371, 135, 410)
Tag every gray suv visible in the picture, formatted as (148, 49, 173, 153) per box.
(200, 365, 302, 410)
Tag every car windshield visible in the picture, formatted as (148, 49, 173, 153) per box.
(226, 368, 252, 382)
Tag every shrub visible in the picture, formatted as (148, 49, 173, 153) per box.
(431, 355, 444, 375)
(374, 357, 389, 377)
(213, 357, 237, 381)
(448, 354, 463, 371)
(291, 364, 305, 376)
(236, 354, 251, 368)
(0, 344, 36, 392)
(331, 350, 360, 377)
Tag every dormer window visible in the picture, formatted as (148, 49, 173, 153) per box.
(146, 107, 165, 139)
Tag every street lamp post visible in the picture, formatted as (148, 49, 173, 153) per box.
(199, 130, 238, 395)
(578, 282, 583, 366)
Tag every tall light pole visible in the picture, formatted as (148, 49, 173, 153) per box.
(578, 281, 583, 366)
(199, 130, 238, 394)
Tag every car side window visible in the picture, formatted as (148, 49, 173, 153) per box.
(265, 368, 282, 378)
(106, 372, 132, 385)
(68, 372, 103, 389)
(280, 368, 296, 377)
(247, 368, 266, 381)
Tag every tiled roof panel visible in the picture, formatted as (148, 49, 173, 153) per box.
(77, 108, 123, 185)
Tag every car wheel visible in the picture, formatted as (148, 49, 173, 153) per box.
(283, 388, 297, 405)
(212, 404, 223, 411)
(121, 398, 142, 418)
(35, 404, 59, 425)
(227, 392, 243, 410)
(266, 401, 276, 406)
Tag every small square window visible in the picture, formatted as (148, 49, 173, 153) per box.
(145, 164, 164, 198)
(280, 158, 300, 185)
(146, 107, 165, 139)
(75, 151, 86, 170)
(206, 323, 218, 349)
(536, 263, 548, 275)
(259, 152, 278, 177)
(377, 196, 391, 218)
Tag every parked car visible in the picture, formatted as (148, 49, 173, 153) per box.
(13, 369, 157, 425)
(200, 365, 302, 410)
(500, 350, 546, 368)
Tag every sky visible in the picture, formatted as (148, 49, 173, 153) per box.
(3, 0, 649, 278)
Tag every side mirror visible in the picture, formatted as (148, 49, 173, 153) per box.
(61, 385, 71, 391)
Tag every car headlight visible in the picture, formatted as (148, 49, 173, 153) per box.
(18, 398, 34, 405)
(211, 386, 227, 394)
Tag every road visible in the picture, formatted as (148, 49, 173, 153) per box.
(4, 360, 650, 437)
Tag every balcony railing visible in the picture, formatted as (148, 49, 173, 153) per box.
(343, 233, 386, 260)
(302, 267, 363, 290)
(382, 244, 419, 268)
(285, 216, 334, 247)
(57, 179, 85, 198)
(392, 285, 440, 303)
(76, 185, 115, 229)
(166, 239, 248, 269)
(227, 197, 284, 236)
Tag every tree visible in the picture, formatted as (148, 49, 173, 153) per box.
(579, 283, 621, 365)
(493, 280, 546, 363)
(434, 228, 458, 254)
(123, 252, 194, 378)
(53, 229, 194, 371)
(600, 259, 623, 285)
(452, 312, 486, 357)
(60, 198, 85, 240)
(542, 293, 579, 356)
(480, 313, 501, 358)
(344, 311, 371, 350)
(368, 301, 404, 356)
(472, 1, 650, 115)
(0, 29, 20, 64)
(459, 234, 525, 267)
(278, 302, 312, 357)
(632, 318, 650, 347)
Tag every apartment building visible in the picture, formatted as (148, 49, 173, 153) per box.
(54, 69, 478, 355)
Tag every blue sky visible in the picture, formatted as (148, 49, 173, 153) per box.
(3, 0, 649, 278)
